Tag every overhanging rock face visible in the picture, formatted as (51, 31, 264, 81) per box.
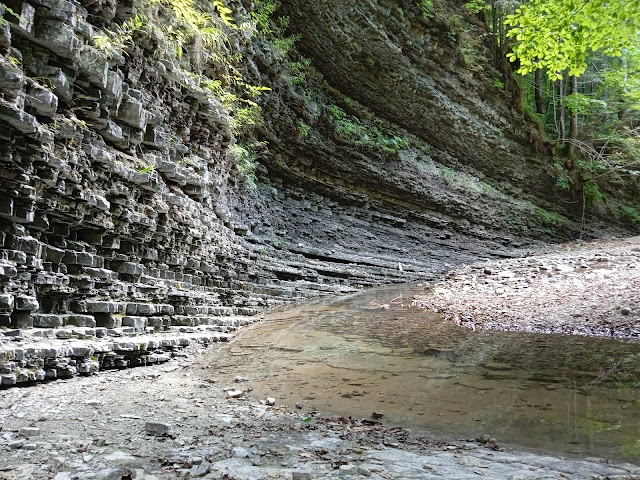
(0, 0, 622, 384)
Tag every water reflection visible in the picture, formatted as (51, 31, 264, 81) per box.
(208, 285, 640, 461)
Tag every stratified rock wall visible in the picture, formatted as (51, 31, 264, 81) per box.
(0, 0, 630, 348)
(279, 0, 540, 180)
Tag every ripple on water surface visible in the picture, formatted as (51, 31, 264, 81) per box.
(208, 285, 640, 462)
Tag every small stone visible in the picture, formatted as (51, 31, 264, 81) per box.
(8, 439, 25, 449)
(266, 397, 276, 406)
(227, 390, 243, 398)
(22, 443, 37, 450)
(145, 421, 172, 436)
(15, 295, 39, 311)
(103, 451, 139, 463)
(295, 403, 303, 409)
(94, 467, 131, 480)
(338, 465, 360, 476)
(292, 473, 313, 480)
(497, 271, 515, 278)
(19, 427, 41, 437)
(554, 265, 574, 273)
(476, 434, 491, 444)
(190, 461, 211, 477)
(234, 376, 249, 383)
(52, 473, 72, 480)
(621, 307, 632, 315)
(372, 411, 384, 419)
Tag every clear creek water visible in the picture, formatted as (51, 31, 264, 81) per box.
(208, 285, 640, 462)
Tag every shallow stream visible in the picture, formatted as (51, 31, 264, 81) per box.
(209, 285, 640, 462)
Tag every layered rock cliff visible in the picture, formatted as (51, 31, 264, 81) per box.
(0, 0, 635, 341)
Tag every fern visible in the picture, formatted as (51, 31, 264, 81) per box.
(213, 0, 235, 27)
(0, 2, 20, 26)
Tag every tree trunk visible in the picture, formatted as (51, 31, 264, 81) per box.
(557, 77, 566, 141)
(569, 75, 578, 157)
(492, 5, 497, 39)
(498, 5, 505, 48)
(534, 68, 545, 114)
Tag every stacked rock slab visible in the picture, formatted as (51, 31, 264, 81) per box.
(0, 0, 256, 384)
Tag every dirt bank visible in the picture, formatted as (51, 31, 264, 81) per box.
(413, 236, 640, 340)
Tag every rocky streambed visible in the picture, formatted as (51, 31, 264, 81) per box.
(1, 236, 640, 480)
(413, 236, 640, 338)
(1, 343, 640, 480)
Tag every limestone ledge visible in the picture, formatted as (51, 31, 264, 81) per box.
(0, 318, 257, 386)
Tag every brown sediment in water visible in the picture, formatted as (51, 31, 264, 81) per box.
(208, 278, 640, 463)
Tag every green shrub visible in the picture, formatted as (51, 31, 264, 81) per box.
(229, 142, 268, 188)
(619, 205, 640, 224)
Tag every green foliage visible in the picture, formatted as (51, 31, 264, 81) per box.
(214, 77, 269, 134)
(328, 104, 410, 154)
(135, 162, 154, 174)
(619, 205, 640, 224)
(419, 0, 434, 19)
(297, 120, 310, 137)
(622, 438, 640, 458)
(463, 0, 486, 14)
(562, 93, 607, 115)
(583, 179, 605, 207)
(534, 207, 568, 229)
(459, 44, 483, 71)
(273, 33, 301, 57)
(492, 77, 505, 90)
(93, 14, 147, 58)
(599, 46, 640, 112)
(553, 161, 572, 190)
(0, 2, 19, 26)
(142, 0, 231, 70)
(285, 57, 311, 84)
(505, 0, 640, 79)
(251, 0, 278, 33)
(229, 142, 268, 188)
(230, 103, 263, 134)
(212, 0, 235, 26)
